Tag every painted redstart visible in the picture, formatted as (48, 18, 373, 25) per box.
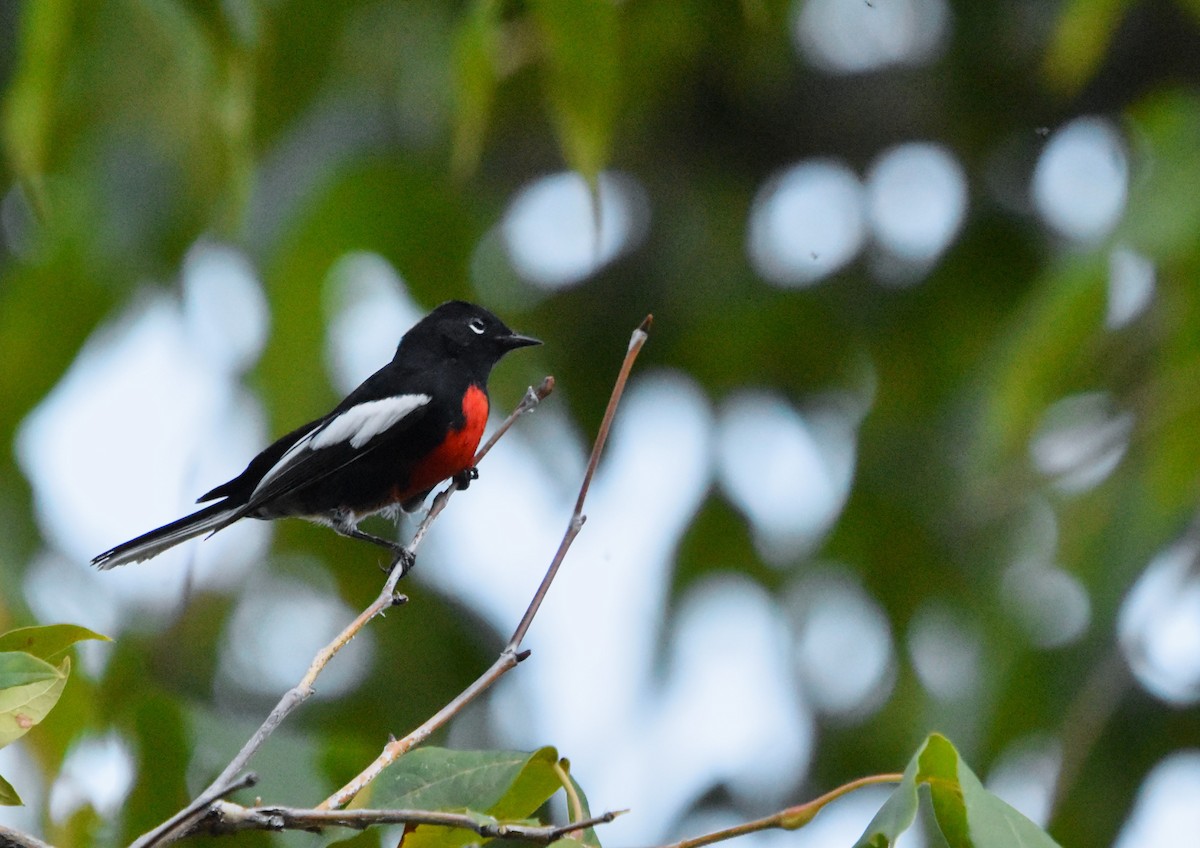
(92, 300, 540, 570)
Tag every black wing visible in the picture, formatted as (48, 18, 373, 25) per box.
(213, 391, 434, 527)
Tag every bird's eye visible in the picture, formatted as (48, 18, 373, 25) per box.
(468, 318, 486, 335)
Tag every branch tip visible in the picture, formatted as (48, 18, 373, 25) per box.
(627, 315, 652, 351)
(505, 314, 649, 652)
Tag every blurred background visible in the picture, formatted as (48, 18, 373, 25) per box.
(2, 1, 1200, 846)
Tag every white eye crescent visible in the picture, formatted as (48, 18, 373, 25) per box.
(468, 318, 486, 334)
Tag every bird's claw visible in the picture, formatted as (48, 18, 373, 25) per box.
(453, 466, 480, 490)
(384, 547, 416, 576)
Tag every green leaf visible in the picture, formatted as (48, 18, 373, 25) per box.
(530, 0, 620, 183)
(451, 0, 501, 180)
(364, 746, 561, 811)
(0, 654, 70, 748)
(0, 624, 110, 661)
(326, 833, 380, 848)
(0, 772, 22, 806)
(854, 734, 1061, 848)
(1120, 91, 1200, 261)
(919, 736, 970, 847)
(0, 651, 59, 689)
(1, 0, 74, 217)
(356, 747, 563, 848)
(957, 759, 1063, 848)
(1042, 0, 1125, 94)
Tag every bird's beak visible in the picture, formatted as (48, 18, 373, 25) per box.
(501, 332, 542, 350)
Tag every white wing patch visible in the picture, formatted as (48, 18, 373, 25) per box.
(252, 393, 431, 497)
(311, 393, 431, 450)
(255, 429, 318, 493)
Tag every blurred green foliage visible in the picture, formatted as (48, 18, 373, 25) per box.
(2, 1, 1200, 847)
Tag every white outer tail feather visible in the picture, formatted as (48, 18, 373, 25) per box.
(93, 506, 239, 570)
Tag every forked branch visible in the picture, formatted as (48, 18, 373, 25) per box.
(197, 801, 623, 840)
(129, 377, 555, 848)
(319, 316, 652, 810)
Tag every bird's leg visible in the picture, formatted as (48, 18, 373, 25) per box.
(332, 520, 415, 576)
(453, 466, 479, 490)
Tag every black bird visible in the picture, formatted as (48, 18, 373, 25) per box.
(92, 300, 540, 570)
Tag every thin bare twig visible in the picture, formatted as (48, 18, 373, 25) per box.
(317, 649, 523, 810)
(658, 773, 904, 848)
(320, 317, 652, 810)
(202, 801, 623, 840)
(408, 377, 555, 553)
(128, 381, 553, 848)
(510, 316, 651, 649)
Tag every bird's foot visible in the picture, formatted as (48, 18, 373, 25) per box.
(453, 466, 479, 491)
(387, 546, 416, 577)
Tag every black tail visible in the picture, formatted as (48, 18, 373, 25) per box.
(91, 501, 241, 569)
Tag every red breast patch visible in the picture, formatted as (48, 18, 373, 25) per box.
(403, 384, 489, 498)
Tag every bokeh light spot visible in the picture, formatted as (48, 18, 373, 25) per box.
(907, 603, 981, 702)
(0, 743, 42, 832)
(324, 252, 425, 394)
(1120, 539, 1200, 706)
(748, 160, 866, 287)
(658, 574, 812, 807)
(793, 0, 950, 74)
(48, 733, 135, 823)
(866, 142, 968, 269)
(1002, 560, 1091, 648)
(1029, 391, 1133, 494)
(986, 735, 1062, 827)
(1032, 116, 1128, 242)
(15, 292, 269, 612)
(788, 570, 894, 718)
(219, 572, 373, 699)
(501, 170, 649, 289)
(716, 391, 857, 564)
(1107, 246, 1155, 329)
(1115, 751, 1200, 847)
(181, 241, 269, 375)
(23, 552, 119, 671)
